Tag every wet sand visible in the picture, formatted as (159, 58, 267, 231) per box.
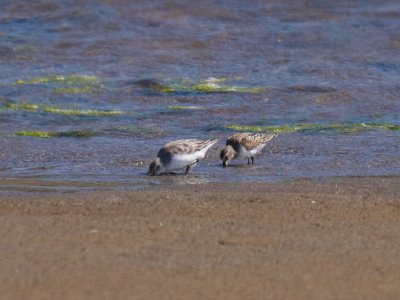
(1, 177, 400, 299)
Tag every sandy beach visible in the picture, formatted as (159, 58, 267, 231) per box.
(1, 177, 400, 300)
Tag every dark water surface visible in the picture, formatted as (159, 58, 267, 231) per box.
(1, 0, 399, 190)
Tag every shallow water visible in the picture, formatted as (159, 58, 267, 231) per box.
(1, 0, 399, 190)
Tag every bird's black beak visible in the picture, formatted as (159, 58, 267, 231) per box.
(223, 160, 227, 168)
(148, 165, 159, 176)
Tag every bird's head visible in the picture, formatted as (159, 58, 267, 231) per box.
(220, 145, 235, 167)
(148, 158, 161, 176)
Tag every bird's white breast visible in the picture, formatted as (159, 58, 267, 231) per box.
(238, 143, 266, 158)
(164, 150, 207, 172)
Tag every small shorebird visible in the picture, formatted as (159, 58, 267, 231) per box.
(148, 138, 218, 176)
(220, 133, 276, 167)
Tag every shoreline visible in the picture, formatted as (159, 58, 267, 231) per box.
(1, 176, 400, 299)
(1, 173, 399, 193)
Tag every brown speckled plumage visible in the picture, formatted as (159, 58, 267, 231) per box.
(162, 139, 215, 156)
(226, 133, 275, 151)
(221, 133, 276, 167)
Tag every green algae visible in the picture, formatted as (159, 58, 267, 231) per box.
(167, 105, 204, 110)
(134, 77, 264, 93)
(362, 123, 400, 131)
(189, 84, 264, 93)
(16, 130, 96, 138)
(16, 126, 162, 139)
(16, 131, 52, 138)
(14, 74, 103, 94)
(14, 75, 100, 86)
(224, 124, 318, 133)
(5, 102, 39, 111)
(43, 107, 123, 116)
(148, 78, 265, 94)
(1, 99, 122, 116)
(55, 86, 102, 94)
(0, 98, 39, 111)
(188, 77, 264, 93)
(53, 130, 96, 138)
(159, 86, 176, 93)
(224, 123, 400, 134)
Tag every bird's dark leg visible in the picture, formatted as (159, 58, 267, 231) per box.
(184, 165, 190, 175)
(248, 157, 251, 165)
(185, 159, 199, 175)
(251, 156, 254, 164)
